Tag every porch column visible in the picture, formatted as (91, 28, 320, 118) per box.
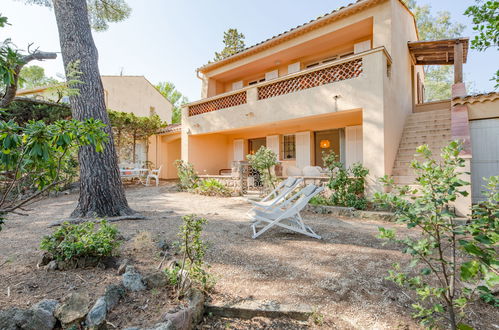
(454, 42, 463, 84)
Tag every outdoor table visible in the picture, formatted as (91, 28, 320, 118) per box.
(119, 168, 149, 184)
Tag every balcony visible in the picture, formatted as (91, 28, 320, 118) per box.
(187, 55, 364, 117)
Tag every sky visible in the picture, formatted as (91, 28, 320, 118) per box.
(2, 0, 497, 102)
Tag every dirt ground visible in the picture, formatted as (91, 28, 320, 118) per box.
(0, 184, 496, 329)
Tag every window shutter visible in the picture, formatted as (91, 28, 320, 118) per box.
(354, 40, 371, 54)
(232, 81, 243, 91)
(266, 135, 279, 157)
(233, 139, 244, 161)
(265, 70, 278, 81)
(295, 132, 311, 169)
(345, 125, 363, 169)
(287, 62, 300, 74)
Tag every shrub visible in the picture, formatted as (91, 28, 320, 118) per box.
(375, 141, 498, 329)
(165, 214, 215, 296)
(246, 146, 278, 191)
(40, 220, 122, 262)
(174, 160, 199, 191)
(322, 151, 369, 209)
(194, 178, 232, 197)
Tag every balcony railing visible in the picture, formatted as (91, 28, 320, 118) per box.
(258, 58, 362, 100)
(188, 52, 370, 117)
(188, 91, 247, 116)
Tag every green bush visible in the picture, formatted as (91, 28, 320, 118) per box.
(194, 178, 232, 197)
(174, 160, 199, 191)
(40, 220, 122, 262)
(247, 146, 278, 191)
(322, 151, 369, 209)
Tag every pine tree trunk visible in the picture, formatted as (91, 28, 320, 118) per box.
(53, 0, 135, 217)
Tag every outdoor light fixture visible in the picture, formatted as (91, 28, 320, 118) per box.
(320, 139, 330, 148)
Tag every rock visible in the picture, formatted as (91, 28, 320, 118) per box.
(163, 308, 193, 330)
(54, 292, 90, 326)
(123, 321, 173, 330)
(156, 239, 169, 251)
(47, 260, 58, 271)
(104, 284, 125, 310)
(117, 258, 129, 275)
(85, 297, 107, 327)
(188, 289, 205, 325)
(38, 253, 53, 267)
(143, 270, 168, 289)
(0, 307, 32, 330)
(27, 299, 59, 330)
(122, 266, 146, 291)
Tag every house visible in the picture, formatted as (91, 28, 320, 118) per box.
(173, 0, 492, 215)
(16, 75, 174, 167)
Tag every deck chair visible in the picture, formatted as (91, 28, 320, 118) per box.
(250, 184, 323, 239)
(247, 177, 303, 216)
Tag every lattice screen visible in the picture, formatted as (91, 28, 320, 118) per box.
(188, 91, 247, 116)
(258, 59, 362, 100)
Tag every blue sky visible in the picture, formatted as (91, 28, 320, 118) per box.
(2, 0, 497, 102)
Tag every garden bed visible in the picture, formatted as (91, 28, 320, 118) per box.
(306, 204, 396, 221)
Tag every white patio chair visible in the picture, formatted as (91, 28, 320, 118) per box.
(146, 165, 162, 187)
(247, 177, 303, 216)
(250, 184, 323, 239)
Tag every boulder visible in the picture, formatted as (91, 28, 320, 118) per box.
(85, 297, 107, 327)
(47, 260, 58, 271)
(122, 266, 146, 291)
(0, 307, 32, 330)
(143, 270, 168, 289)
(117, 258, 129, 275)
(38, 253, 53, 267)
(104, 284, 125, 309)
(26, 299, 59, 330)
(54, 292, 90, 326)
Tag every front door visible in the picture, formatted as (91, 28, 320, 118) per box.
(314, 129, 341, 167)
(248, 137, 266, 155)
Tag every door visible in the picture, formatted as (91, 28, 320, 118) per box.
(295, 131, 311, 169)
(248, 137, 266, 155)
(345, 125, 363, 169)
(471, 118, 499, 203)
(233, 139, 244, 161)
(266, 135, 279, 156)
(314, 129, 340, 167)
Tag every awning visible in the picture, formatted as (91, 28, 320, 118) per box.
(408, 38, 468, 65)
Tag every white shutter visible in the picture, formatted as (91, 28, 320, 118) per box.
(345, 125, 363, 169)
(287, 62, 300, 74)
(354, 40, 371, 54)
(232, 80, 243, 91)
(266, 135, 279, 157)
(265, 70, 278, 81)
(233, 139, 244, 161)
(295, 132, 311, 169)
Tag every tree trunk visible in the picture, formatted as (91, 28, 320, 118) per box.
(53, 0, 135, 217)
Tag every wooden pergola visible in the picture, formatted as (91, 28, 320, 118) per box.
(408, 38, 469, 84)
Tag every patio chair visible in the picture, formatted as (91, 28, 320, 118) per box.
(146, 165, 162, 187)
(249, 184, 323, 239)
(247, 177, 303, 216)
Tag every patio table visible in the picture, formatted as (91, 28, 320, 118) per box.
(119, 168, 149, 184)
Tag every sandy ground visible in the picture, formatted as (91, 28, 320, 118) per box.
(0, 184, 495, 329)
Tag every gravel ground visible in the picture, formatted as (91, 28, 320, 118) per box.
(0, 184, 496, 329)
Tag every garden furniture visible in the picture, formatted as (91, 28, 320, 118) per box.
(146, 165, 162, 186)
(247, 177, 302, 216)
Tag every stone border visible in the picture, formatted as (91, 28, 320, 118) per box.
(306, 204, 396, 222)
(205, 301, 313, 321)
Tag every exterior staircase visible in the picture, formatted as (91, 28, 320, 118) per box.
(392, 108, 452, 186)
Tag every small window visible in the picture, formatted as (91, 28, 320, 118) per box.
(282, 135, 296, 160)
(306, 62, 319, 69)
(248, 78, 265, 86)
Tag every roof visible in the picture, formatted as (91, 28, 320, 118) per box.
(158, 123, 181, 134)
(198, 0, 411, 73)
(408, 38, 469, 65)
(452, 92, 499, 105)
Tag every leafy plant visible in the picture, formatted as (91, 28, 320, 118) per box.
(246, 146, 278, 191)
(375, 141, 498, 329)
(167, 214, 215, 296)
(322, 151, 368, 209)
(194, 178, 232, 197)
(174, 160, 199, 191)
(0, 118, 108, 231)
(40, 220, 121, 262)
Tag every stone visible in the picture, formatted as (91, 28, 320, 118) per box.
(163, 308, 193, 330)
(123, 321, 173, 330)
(122, 266, 146, 291)
(143, 270, 168, 289)
(204, 300, 313, 321)
(117, 258, 129, 275)
(156, 239, 169, 251)
(104, 284, 125, 310)
(85, 297, 107, 327)
(54, 292, 90, 326)
(47, 260, 58, 271)
(38, 252, 53, 267)
(0, 307, 32, 330)
(27, 299, 59, 330)
(188, 289, 205, 325)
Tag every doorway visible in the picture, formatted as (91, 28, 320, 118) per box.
(314, 129, 341, 167)
(248, 137, 266, 155)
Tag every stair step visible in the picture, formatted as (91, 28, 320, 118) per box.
(410, 109, 450, 116)
(392, 175, 418, 184)
(406, 115, 451, 122)
(402, 129, 451, 136)
(404, 123, 450, 130)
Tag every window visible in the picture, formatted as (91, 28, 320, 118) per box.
(248, 137, 266, 155)
(282, 134, 296, 160)
(248, 78, 265, 86)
